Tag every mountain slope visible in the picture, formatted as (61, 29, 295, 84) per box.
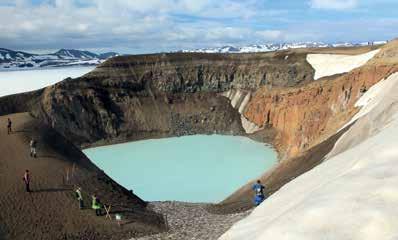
(55, 49, 99, 59)
(0, 48, 34, 61)
(0, 113, 164, 240)
(0, 48, 118, 70)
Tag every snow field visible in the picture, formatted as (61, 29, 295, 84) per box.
(307, 49, 380, 80)
(0, 66, 94, 97)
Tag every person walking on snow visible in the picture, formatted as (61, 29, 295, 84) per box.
(23, 170, 31, 192)
(7, 118, 12, 134)
(75, 187, 84, 209)
(30, 138, 37, 158)
(252, 180, 265, 206)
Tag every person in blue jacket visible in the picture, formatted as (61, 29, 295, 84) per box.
(252, 180, 265, 206)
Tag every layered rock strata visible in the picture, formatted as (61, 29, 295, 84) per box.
(1, 51, 315, 149)
(245, 64, 398, 159)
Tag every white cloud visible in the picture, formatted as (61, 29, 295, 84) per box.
(0, 0, 285, 52)
(255, 30, 283, 40)
(310, 0, 358, 10)
(0, 0, 395, 53)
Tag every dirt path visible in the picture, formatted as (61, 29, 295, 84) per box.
(0, 113, 164, 240)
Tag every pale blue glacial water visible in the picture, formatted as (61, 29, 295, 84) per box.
(84, 135, 277, 203)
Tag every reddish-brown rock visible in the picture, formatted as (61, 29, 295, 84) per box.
(245, 64, 398, 159)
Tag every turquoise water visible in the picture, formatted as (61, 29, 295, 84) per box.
(83, 135, 277, 203)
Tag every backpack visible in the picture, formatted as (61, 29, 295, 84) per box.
(255, 185, 263, 196)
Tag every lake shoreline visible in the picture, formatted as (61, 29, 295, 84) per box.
(136, 201, 252, 240)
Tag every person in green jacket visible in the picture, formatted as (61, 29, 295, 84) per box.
(92, 194, 102, 216)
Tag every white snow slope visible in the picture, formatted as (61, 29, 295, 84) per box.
(219, 72, 398, 240)
(307, 49, 380, 80)
(0, 66, 94, 97)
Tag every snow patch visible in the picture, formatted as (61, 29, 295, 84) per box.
(222, 89, 263, 134)
(239, 93, 251, 114)
(328, 72, 398, 159)
(230, 90, 243, 108)
(307, 49, 380, 80)
(33, 55, 59, 60)
(241, 116, 262, 134)
(342, 72, 398, 129)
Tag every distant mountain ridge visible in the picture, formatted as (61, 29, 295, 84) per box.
(0, 48, 119, 70)
(180, 41, 388, 53)
(0, 40, 388, 70)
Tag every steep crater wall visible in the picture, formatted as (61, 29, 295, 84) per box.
(23, 51, 315, 148)
(245, 64, 398, 159)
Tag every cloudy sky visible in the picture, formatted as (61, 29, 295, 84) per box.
(0, 0, 397, 54)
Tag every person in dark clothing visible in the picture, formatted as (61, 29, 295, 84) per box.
(23, 170, 31, 192)
(252, 180, 265, 206)
(30, 138, 37, 158)
(7, 118, 12, 135)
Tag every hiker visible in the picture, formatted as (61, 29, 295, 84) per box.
(92, 195, 102, 216)
(252, 180, 265, 206)
(23, 170, 31, 192)
(29, 138, 37, 158)
(7, 118, 12, 134)
(75, 187, 84, 209)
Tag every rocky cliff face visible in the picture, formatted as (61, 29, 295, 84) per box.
(25, 51, 315, 148)
(243, 41, 398, 159)
(245, 64, 398, 159)
(87, 52, 314, 91)
(38, 84, 244, 147)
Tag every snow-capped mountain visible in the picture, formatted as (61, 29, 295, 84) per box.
(180, 41, 388, 53)
(1, 40, 388, 70)
(54, 49, 99, 59)
(0, 48, 119, 70)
